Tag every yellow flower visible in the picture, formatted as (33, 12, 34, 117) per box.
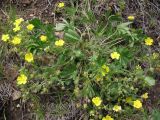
(102, 115, 114, 120)
(17, 74, 27, 85)
(27, 24, 34, 31)
(55, 39, 65, 46)
(141, 92, 148, 99)
(110, 52, 120, 60)
(102, 117, 107, 120)
(92, 97, 102, 106)
(40, 35, 47, 42)
(126, 97, 132, 103)
(13, 18, 24, 26)
(58, 2, 65, 8)
(113, 105, 122, 112)
(133, 100, 142, 109)
(127, 16, 135, 21)
(102, 65, 110, 72)
(1, 34, 10, 42)
(25, 52, 34, 62)
(13, 25, 21, 32)
(101, 65, 110, 76)
(145, 37, 153, 46)
(12, 36, 21, 45)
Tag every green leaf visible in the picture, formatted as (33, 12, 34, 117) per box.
(86, 10, 96, 23)
(60, 63, 77, 78)
(144, 76, 155, 86)
(108, 15, 122, 22)
(117, 22, 132, 35)
(64, 29, 80, 42)
(65, 7, 77, 16)
(29, 18, 43, 28)
(82, 80, 95, 98)
(117, 22, 132, 28)
(94, 22, 107, 36)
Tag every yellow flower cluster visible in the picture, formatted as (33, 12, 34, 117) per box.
(92, 97, 102, 106)
(1, 18, 36, 46)
(1, 16, 153, 120)
(17, 74, 27, 85)
(91, 96, 143, 118)
(39, 35, 65, 47)
(102, 115, 114, 120)
(110, 52, 120, 60)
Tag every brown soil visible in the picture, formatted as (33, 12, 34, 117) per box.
(0, 0, 62, 23)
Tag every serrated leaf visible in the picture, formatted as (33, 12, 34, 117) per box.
(117, 22, 132, 35)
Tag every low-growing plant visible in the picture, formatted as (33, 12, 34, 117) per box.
(0, 0, 159, 119)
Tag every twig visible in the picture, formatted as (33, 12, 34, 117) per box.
(0, 9, 9, 18)
(47, 0, 51, 6)
(3, 108, 7, 120)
